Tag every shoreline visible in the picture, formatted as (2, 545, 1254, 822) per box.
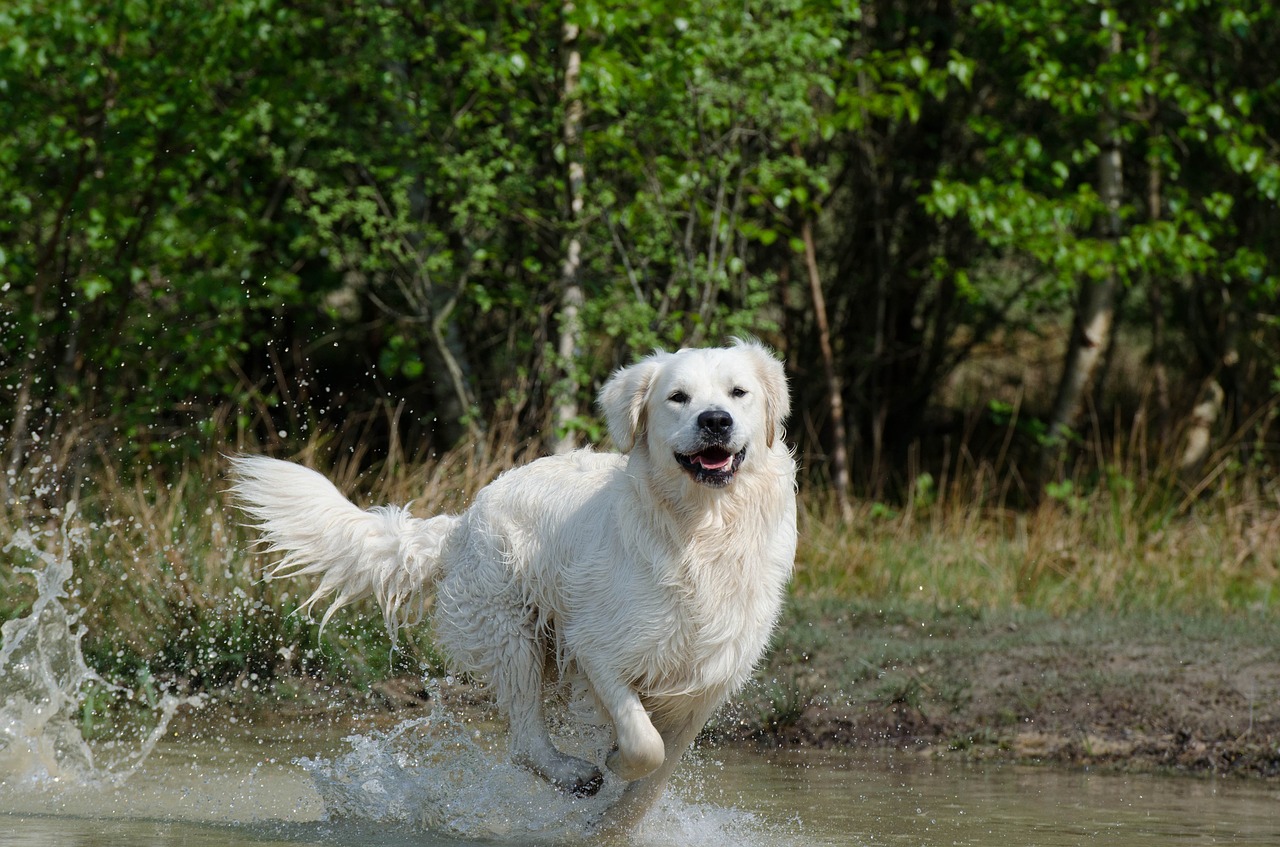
(185, 598, 1280, 781)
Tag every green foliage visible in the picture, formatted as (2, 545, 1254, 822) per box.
(0, 0, 320, 460)
(927, 0, 1279, 384)
(1043, 479, 1087, 513)
(577, 0, 848, 362)
(0, 0, 1277, 490)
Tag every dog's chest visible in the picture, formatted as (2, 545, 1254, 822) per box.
(631, 547, 782, 698)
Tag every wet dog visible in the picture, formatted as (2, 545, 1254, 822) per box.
(231, 339, 797, 831)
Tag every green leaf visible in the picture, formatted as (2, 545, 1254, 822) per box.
(80, 276, 112, 302)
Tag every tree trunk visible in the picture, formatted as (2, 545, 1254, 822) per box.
(1144, 32, 1171, 429)
(1146, 132, 1171, 425)
(855, 40, 890, 498)
(1040, 25, 1123, 488)
(426, 285, 485, 447)
(1178, 378, 1224, 473)
(801, 218, 854, 522)
(551, 2, 586, 455)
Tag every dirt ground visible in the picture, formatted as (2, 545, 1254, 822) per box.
(722, 597, 1280, 778)
(212, 596, 1280, 781)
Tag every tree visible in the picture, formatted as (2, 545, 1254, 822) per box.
(280, 1, 566, 449)
(552, 1, 587, 454)
(926, 0, 1279, 490)
(805, 0, 986, 493)
(0, 0, 313, 482)
(1041, 9, 1125, 481)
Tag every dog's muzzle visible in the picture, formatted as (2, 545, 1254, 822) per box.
(675, 410, 745, 487)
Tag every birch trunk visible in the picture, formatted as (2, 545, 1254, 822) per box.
(552, 2, 585, 454)
(1178, 379, 1224, 472)
(1040, 26, 1123, 486)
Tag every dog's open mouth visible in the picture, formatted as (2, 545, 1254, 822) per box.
(675, 446, 747, 487)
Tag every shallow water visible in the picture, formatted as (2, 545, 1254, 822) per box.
(2, 726, 1277, 846)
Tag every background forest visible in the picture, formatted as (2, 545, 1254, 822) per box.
(4, 0, 1279, 503)
(2, 0, 1279, 699)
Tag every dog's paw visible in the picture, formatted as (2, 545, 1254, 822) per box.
(605, 729, 664, 781)
(560, 767, 604, 798)
(531, 752, 603, 798)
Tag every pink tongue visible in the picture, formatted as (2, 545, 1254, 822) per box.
(696, 452, 732, 470)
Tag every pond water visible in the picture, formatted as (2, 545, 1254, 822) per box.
(2, 725, 1276, 847)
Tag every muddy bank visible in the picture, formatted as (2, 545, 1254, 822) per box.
(198, 597, 1280, 780)
(725, 598, 1280, 778)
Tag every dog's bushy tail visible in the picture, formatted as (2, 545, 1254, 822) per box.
(229, 455, 456, 639)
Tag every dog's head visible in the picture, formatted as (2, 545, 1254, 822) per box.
(598, 339, 790, 488)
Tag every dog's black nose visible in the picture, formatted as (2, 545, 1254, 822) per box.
(698, 409, 733, 438)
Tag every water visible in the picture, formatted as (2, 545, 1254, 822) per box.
(0, 508, 201, 789)
(1, 736, 1277, 846)
(3, 514, 1278, 845)
(713, 750, 1280, 845)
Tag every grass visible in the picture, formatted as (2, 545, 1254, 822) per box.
(2, 419, 1278, 701)
(0, 432, 516, 697)
(795, 463, 1280, 615)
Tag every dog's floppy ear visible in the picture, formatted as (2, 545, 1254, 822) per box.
(598, 353, 666, 452)
(735, 338, 790, 448)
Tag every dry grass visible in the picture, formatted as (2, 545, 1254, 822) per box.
(794, 460, 1280, 615)
(0, 423, 529, 692)
(2, 413, 1278, 697)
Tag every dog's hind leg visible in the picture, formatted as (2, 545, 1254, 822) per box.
(432, 524, 601, 796)
(496, 632, 604, 797)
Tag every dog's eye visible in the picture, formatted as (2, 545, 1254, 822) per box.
(730, 387, 748, 399)
(668, 391, 690, 404)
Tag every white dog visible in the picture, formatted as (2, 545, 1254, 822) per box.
(230, 340, 797, 831)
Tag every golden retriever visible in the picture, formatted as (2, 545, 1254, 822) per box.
(230, 339, 797, 832)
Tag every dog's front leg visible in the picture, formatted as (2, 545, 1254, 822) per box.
(595, 694, 721, 834)
(507, 703, 603, 797)
(580, 664, 665, 781)
(491, 627, 603, 797)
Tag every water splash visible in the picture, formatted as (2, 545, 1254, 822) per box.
(0, 504, 202, 789)
(300, 690, 806, 846)
(300, 695, 614, 841)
